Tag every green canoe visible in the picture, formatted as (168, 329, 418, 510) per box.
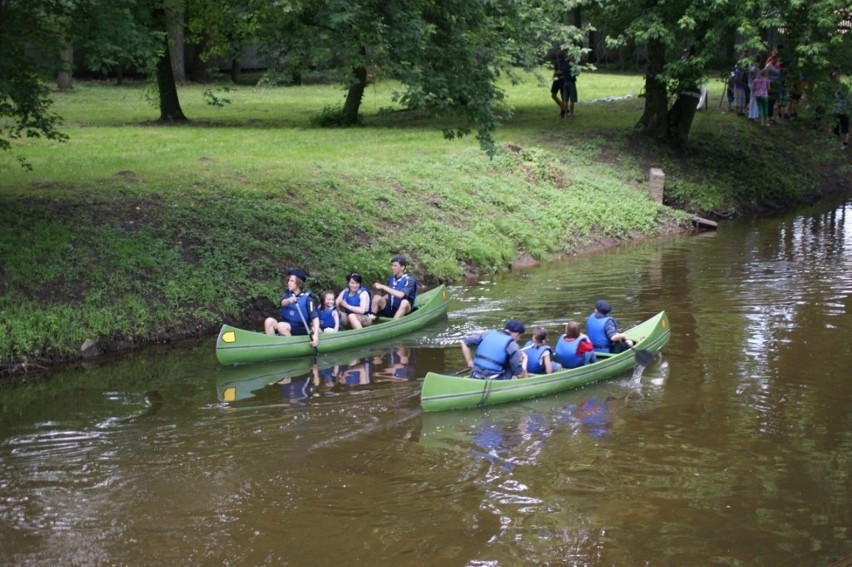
(420, 311, 671, 412)
(216, 284, 450, 365)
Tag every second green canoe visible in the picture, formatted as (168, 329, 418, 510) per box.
(420, 311, 671, 412)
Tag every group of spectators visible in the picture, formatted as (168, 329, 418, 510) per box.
(727, 45, 849, 150)
(727, 45, 796, 126)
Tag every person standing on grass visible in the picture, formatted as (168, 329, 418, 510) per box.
(551, 48, 568, 118)
(765, 45, 783, 123)
(747, 57, 762, 122)
(733, 53, 749, 116)
(751, 68, 770, 127)
(372, 255, 417, 319)
(264, 268, 320, 347)
(562, 52, 579, 118)
(832, 71, 849, 151)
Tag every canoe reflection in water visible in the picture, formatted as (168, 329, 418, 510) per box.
(560, 397, 612, 438)
(419, 379, 657, 472)
(373, 346, 416, 382)
(469, 411, 555, 472)
(216, 344, 417, 403)
(436, 401, 618, 472)
(276, 373, 315, 404)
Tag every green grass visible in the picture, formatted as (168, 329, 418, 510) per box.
(0, 67, 846, 367)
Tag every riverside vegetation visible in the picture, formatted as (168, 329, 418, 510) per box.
(1, 69, 849, 373)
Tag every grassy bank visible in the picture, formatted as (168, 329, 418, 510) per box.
(0, 69, 848, 370)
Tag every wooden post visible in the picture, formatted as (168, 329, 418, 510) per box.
(649, 167, 665, 204)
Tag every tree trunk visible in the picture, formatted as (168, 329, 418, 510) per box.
(230, 59, 241, 84)
(723, 27, 736, 67)
(166, 5, 186, 84)
(188, 34, 213, 83)
(57, 45, 73, 91)
(667, 91, 699, 150)
(638, 38, 668, 140)
(587, 30, 598, 63)
(157, 38, 188, 122)
(342, 65, 368, 125)
(571, 7, 582, 28)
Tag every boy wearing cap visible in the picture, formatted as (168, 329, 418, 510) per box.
(586, 299, 631, 353)
(461, 319, 529, 380)
(264, 269, 320, 346)
(372, 255, 417, 319)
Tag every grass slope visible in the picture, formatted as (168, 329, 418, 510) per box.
(0, 69, 848, 369)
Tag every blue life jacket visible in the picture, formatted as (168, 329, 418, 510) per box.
(342, 287, 371, 314)
(555, 335, 592, 368)
(586, 314, 613, 353)
(281, 291, 315, 335)
(523, 341, 552, 374)
(474, 330, 513, 374)
(387, 273, 416, 311)
(318, 307, 338, 330)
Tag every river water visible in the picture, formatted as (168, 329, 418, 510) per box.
(1, 199, 851, 566)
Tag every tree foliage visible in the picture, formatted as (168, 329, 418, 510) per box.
(0, 0, 70, 169)
(252, 0, 561, 153)
(4, 0, 849, 163)
(72, 0, 163, 80)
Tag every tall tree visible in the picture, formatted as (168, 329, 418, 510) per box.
(596, 0, 728, 148)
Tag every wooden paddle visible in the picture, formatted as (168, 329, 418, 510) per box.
(294, 298, 319, 355)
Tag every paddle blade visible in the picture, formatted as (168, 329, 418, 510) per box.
(633, 348, 654, 366)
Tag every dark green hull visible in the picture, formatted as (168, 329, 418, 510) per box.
(216, 285, 450, 365)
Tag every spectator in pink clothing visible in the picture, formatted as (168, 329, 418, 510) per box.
(751, 68, 770, 126)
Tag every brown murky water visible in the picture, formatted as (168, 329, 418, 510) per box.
(2, 199, 851, 566)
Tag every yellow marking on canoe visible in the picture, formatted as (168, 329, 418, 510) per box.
(222, 331, 236, 343)
(223, 387, 236, 402)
